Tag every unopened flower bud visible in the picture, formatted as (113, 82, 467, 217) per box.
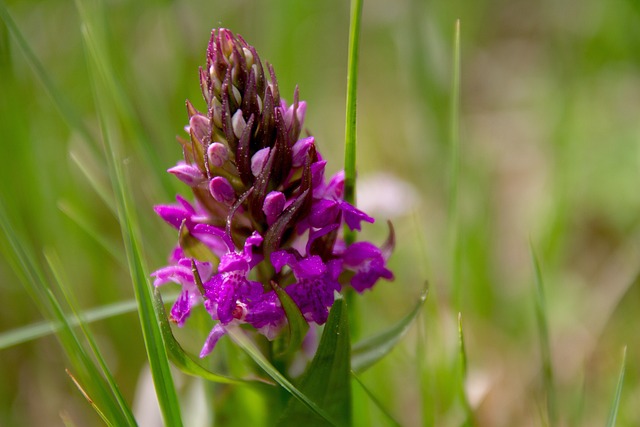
(168, 163, 205, 187)
(207, 142, 228, 168)
(292, 136, 314, 167)
(251, 147, 271, 177)
(209, 176, 236, 205)
(232, 110, 247, 139)
(189, 114, 210, 146)
(263, 191, 286, 225)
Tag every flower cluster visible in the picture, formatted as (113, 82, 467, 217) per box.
(153, 29, 393, 357)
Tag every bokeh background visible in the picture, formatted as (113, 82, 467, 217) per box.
(1, 0, 639, 425)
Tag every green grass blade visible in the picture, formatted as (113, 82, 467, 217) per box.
(457, 313, 474, 427)
(58, 200, 124, 264)
(66, 369, 115, 427)
(0, 203, 134, 425)
(277, 298, 351, 427)
(0, 295, 169, 350)
(605, 346, 627, 427)
(46, 250, 138, 426)
(531, 244, 557, 427)
(352, 286, 428, 373)
(343, 0, 363, 246)
(449, 19, 462, 310)
(152, 290, 249, 385)
(226, 325, 339, 426)
(78, 3, 183, 424)
(351, 372, 402, 427)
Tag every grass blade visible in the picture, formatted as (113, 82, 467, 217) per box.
(153, 290, 249, 385)
(352, 286, 428, 373)
(457, 313, 474, 427)
(351, 372, 402, 427)
(227, 325, 339, 426)
(46, 250, 137, 426)
(0, 203, 134, 425)
(605, 346, 627, 427)
(277, 298, 351, 427)
(531, 244, 557, 427)
(449, 19, 462, 310)
(77, 1, 183, 423)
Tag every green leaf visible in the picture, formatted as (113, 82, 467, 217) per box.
(271, 281, 309, 359)
(606, 346, 627, 427)
(152, 289, 250, 385)
(226, 325, 339, 426)
(531, 244, 557, 427)
(352, 287, 428, 373)
(276, 297, 351, 427)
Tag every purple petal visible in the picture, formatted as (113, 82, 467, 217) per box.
(154, 205, 189, 229)
(340, 202, 374, 231)
(290, 255, 326, 280)
(263, 191, 286, 225)
(200, 323, 227, 358)
(251, 147, 271, 177)
(309, 199, 340, 228)
(271, 250, 298, 273)
(207, 142, 228, 167)
(209, 176, 236, 205)
(189, 114, 210, 145)
(151, 264, 192, 287)
(170, 290, 192, 327)
(168, 163, 205, 187)
(291, 136, 314, 167)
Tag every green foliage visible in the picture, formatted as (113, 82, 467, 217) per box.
(276, 298, 350, 427)
(1, 0, 639, 425)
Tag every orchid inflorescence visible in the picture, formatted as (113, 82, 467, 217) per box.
(152, 28, 393, 358)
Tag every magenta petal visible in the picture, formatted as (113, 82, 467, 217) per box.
(291, 255, 326, 280)
(341, 202, 374, 231)
(199, 323, 227, 358)
(168, 163, 205, 187)
(170, 290, 192, 327)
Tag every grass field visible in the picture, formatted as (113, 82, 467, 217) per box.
(1, 0, 639, 426)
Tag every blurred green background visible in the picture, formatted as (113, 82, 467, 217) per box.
(1, 0, 639, 425)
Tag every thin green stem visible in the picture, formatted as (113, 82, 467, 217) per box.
(343, 0, 364, 246)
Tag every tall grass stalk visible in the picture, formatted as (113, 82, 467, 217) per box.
(449, 19, 462, 310)
(76, 0, 183, 423)
(531, 244, 558, 427)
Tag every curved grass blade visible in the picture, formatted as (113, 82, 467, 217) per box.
(153, 289, 249, 385)
(0, 294, 178, 350)
(276, 297, 351, 427)
(457, 313, 475, 427)
(351, 372, 402, 427)
(226, 326, 339, 426)
(606, 346, 627, 427)
(78, 3, 183, 423)
(47, 250, 137, 426)
(66, 369, 114, 427)
(531, 244, 557, 427)
(0, 202, 135, 426)
(352, 286, 428, 373)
